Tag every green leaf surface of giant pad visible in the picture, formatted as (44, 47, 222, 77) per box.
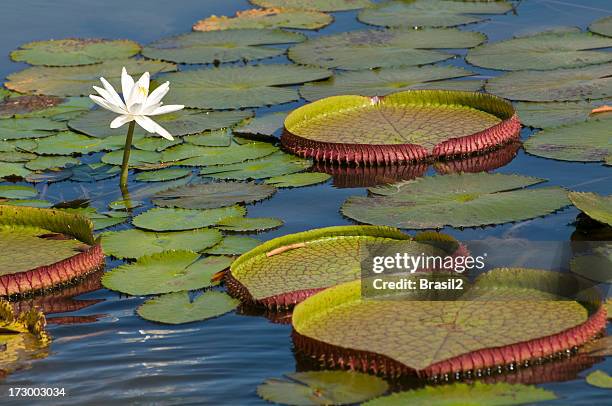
(69, 108, 251, 138)
(292, 268, 601, 377)
(358, 0, 513, 28)
(363, 382, 557, 406)
(137, 291, 239, 324)
(160, 65, 331, 109)
(589, 16, 612, 37)
(103, 250, 233, 295)
(199, 151, 312, 180)
(569, 192, 612, 226)
(101, 228, 222, 259)
(135, 167, 192, 182)
(142, 29, 305, 64)
(161, 141, 278, 166)
(152, 182, 277, 209)
(299, 65, 476, 101)
(0, 117, 65, 140)
(0, 95, 92, 120)
(205, 235, 261, 255)
(250, 0, 372, 12)
(6, 59, 176, 97)
(227, 225, 424, 306)
(11, 38, 140, 66)
(467, 29, 612, 71)
(341, 173, 570, 229)
(485, 63, 612, 101)
(288, 28, 486, 70)
(193, 8, 333, 31)
(257, 371, 389, 406)
(215, 216, 283, 232)
(515, 100, 612, 128)
(234, 112, 288, 137)
(523, 116, 611, 163)
(133, 206, 246, 231)
(586, 370, 612, 389)
(264, 172, 331, 188)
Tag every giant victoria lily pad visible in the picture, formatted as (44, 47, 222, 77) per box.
(292, 268, 607, 378)
(226, 225, 463, 308)
(103, 251, 233, 295)
(467, 28, 612, 71)
(524, 115, 611, 164)
(249, 0, 372, 12)
(0, 300, 50, 376)
(5, 59, 176, 96)
(11, 38, 141, 66)
(358, 0, 513, 28)
(161, 65, 331, 109)
(0, 205, 104, 296)
(142, 29, 305, 64)
(486, 63, 612, 102)
(288, 28, 485, 70)
(68, 108, 252, 138)
(193, 8, 333, 31)
(152, 182, 277, 209)
(341, 173, 570, 229)
(282, 90, 521, 165)
(299, 65, 477, 101)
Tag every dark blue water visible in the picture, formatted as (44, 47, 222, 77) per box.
(0, 0, 611, 404)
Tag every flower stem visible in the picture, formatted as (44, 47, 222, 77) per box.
(119, 121, 136, 188)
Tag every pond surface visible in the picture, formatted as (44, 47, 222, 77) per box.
(0, 0, 611, 404)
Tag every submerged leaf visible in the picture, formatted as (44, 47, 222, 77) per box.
(133, 206, 246, 231)
(161, 65, 331, 109)
(288, 28, 485, 70)
(142, 29, 305, 64)
(341, 173, 569, 229)
(101, 228, 222, 259)
(358, 0, 513, 28)
(193, 8, 332, 31)
(199, 151, 312, 180)
(137, 291, 239, 324)
(152, 182, 277, 209)
(258, 371, 388, 406)
(264, 172, 331, 188)
(103, 251, 233, 295)
(364, 382, 556, 406)
(6, 59, 176, 97)
(467, 29, 612, 71)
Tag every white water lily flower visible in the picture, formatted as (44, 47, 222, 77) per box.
(89, 67, 184, 140)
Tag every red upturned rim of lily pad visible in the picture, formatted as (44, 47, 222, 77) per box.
(0, 205, 105, 297)
(281, 90, 521, 165)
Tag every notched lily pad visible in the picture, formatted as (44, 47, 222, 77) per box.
(133, 206, 246, 231)
(162, 141, 278, 167)
(11, 38, 140, 66)
(161, 65, 331, 109)
(515, 100, 612, 128)
(258, 371, 389, 406)
(0, 117, 65, 140)
(586, 370, 612, 389)
(589, 16, 612, 37)
(101, 228, 222, 259)
(569, 192, 612, 226)
(264, 172, 331, 188)
(135, 167, 191, 182)
(0, 95, 92, 119)
(137, 291, 239, 324)
(234, 112, 288, 137)
(103, 250, 233, 295)
(216, 216, 283, 232)
(249, 0, 372, 12)
(199, 151, 312, 180)
(205, 235, 261, 255)
(152, 182, 277, 209)
(288, 28, 485, 70)
(193, 8, 333, 31)
(0, 185, 37, 199)
(341, 173, 570, 229)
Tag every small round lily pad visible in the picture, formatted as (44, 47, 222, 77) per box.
(133, 206, 246, 231)
(569, 192, 612, 226)
(0, 185, 37, 199)
(135, 168, 192, 182)
(152, 182, 277, 209)
(249, 0, 372, 12)
(586, 370, 612, 389)
(199, 151, 313, 180)
(264, 172, 331, 188)
(11, 38, 141, 66)
(258, 371, 389, 406)
(234, 112, 288, 137)
(215, 216, 283, 232)
(589, 16, 612, 37)
(205, 236, 261, 255)
(282, 90, 520, 164)
(193, 8, 333, 31)
(137, 291, 239, 324)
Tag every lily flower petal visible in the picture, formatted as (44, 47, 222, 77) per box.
(128, 72, 150, 109)
(93, 86, 127, 114)
(135, 115, 174, 141)
(148, 104, 185, 116)
(121, 67, 135, 104)
(144, 81, 170, 108)
(89, 94, 127, 115)
(110, 115, 134, 129)
(100, 77, 126, 110)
